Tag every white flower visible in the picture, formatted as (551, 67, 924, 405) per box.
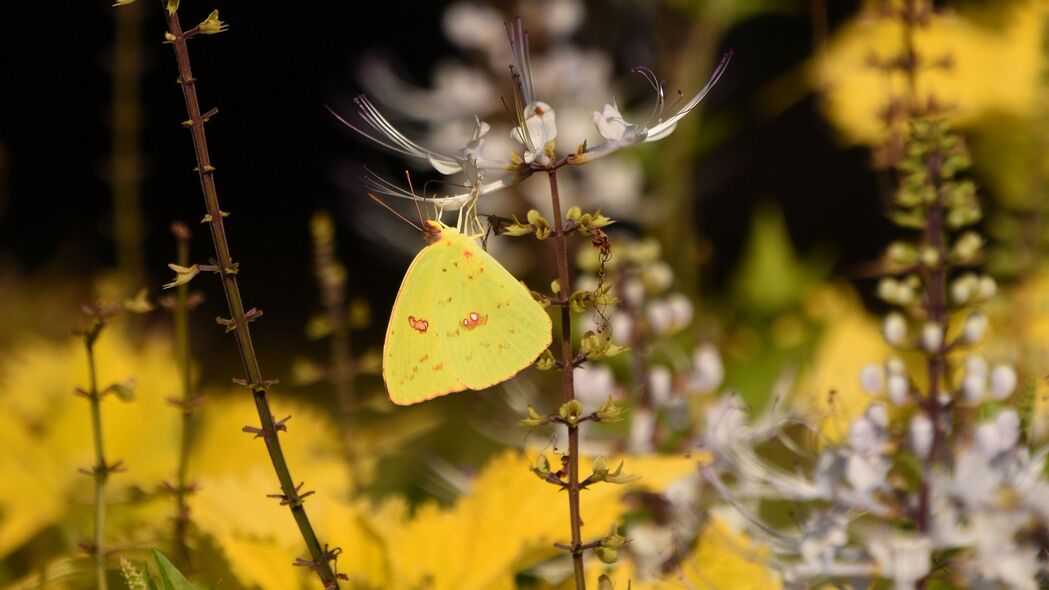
(962, 311, 988, 344)
(974, 410, 1020, 459)
(886, 374, 910, 406)
(882, 312, 908, 346)
(620, 278, 645, 307)
(511, 101, 557, 165)
(629, 407, 656, 454)
(666, 293, 694, 331)
(961, 373, 987, 403)
(607, 311, 633, 346)
(860, 364, 885, 395)
(989, 365, 1018, 400)
(975, 275, 998, 300)
(910, 413, 933, 460)
(574, 51, 732, 163)
(950, 274, 975, 305)
(649, 365, 673, 406)
(646, 300, 674, 335)
(965, 355, 989, 380)
(920, 322, 943, 352)
(690, 344, 724, 393)
(642, 261, 674, 293)
(573, 364, 617, 405)
(867, 533, 932, 590)
(442, 2, 505, 53)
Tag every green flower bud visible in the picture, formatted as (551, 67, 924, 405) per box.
(595, 397, 626, 423)
(163, 263, 200, 290)
(197, 9, 228, 34)
(520, 406, 548, 428)
(534, 349, 556, 371)
(559, 400, 583, 425)
(887, 241, 917, 265)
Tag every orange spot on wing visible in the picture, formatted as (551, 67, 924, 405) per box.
(432, 362, 444, 371)
(461, 312, 488, 331)
(408, 316, 429, 333)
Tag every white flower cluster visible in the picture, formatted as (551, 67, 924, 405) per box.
(339, 0, 728, 219)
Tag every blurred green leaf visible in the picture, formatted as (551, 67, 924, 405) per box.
(153, 549, 198, 590)
(731, 202, 830, 315)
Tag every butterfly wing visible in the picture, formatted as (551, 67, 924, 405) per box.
(437, 233, 553, 390)
(383, 240, 467, 405)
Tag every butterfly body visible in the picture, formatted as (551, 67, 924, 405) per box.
(383, 221, 552, 405)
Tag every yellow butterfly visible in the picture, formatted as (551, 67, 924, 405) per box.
(382, 201, 552, 405)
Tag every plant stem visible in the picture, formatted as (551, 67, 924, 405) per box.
(172, 222, 194, 568)
(310, 211, 360, 490)
(162, 11, 339, 587)
(111, 0, 146, 290)
(547, 170, 586, 590)
(916, 147, 948, 537)
(85, 323, 109, 590)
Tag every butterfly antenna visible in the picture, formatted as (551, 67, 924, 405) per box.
(403, 170, 426, 226)
(367, 192, 423, 233)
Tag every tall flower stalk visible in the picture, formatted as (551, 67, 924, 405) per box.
(149, 4, 342, 587)
(75, 303, 130, 590)
(159, 221, 202, 568)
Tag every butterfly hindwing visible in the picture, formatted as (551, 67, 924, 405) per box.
(436, 232, 553, 390)
(383, 238, 467, 405)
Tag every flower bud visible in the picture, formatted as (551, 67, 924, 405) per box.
(197, 9, 229, 34)
(962, 312, 988, 344)
(649, 366, 672, 405)
(950, 273, 976, 305)
(910, 413, 933, 460)
(887, 241, 918, 265)
(921, 322, 943, 352)
(883, 312, 908, 346)
(951, 231, 982, 263)
(690, 344, 724, 393)
(642, 262, 673, 294)
(860, 364, 885, 395)
(965, 355, 989, 379)
(918, 245, 940, 268)
(520, 406, 548, 428)
(975, 275, 997, 301)
(989, 365, 1018, 400)
(887, 374, 910, 405)
(595, 397, 626, 423)
(559, 400, 583, 425)
(961, 373, 986, 403)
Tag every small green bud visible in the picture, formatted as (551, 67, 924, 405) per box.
(123, 288, 155, 314)
(163, 263, 200, 290)
(597, 575, 615, 590)
(103, 380, 136, 402)
(531, 454, 553, 480)
(559, 400, 583, 425)
(503, 214, 535, 237)
(601, 524, 629, 549)
(886, 241, 917, 266)
(551, 279, 561, 295)
(197, 9, 228, 34)
(951, 231, 982, 264)
(595, 547, 618, 564)
(520, 406, 548, 428)
(590, 457, 640, 484)
(918, 246, 940, 268)
(567, 206, 582, 222)
(595, 397, 626, 423)
(568, 290, 589, 314)
(534, 349, 556, 371)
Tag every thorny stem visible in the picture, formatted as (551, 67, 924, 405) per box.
(172, 222, 194, 568)
(163, 11, 339, 587)
(547, 170, 586, 590)
(84, 323, 110, 590)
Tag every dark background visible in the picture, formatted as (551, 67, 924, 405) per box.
(0, 0, 908, 377)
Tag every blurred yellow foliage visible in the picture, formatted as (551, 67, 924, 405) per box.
(817, 0, 1048, 144)
(0, 329, 182, 555)
(798, 285, 892, 442)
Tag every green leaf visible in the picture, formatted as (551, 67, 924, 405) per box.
(152, 549, 198, 590)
